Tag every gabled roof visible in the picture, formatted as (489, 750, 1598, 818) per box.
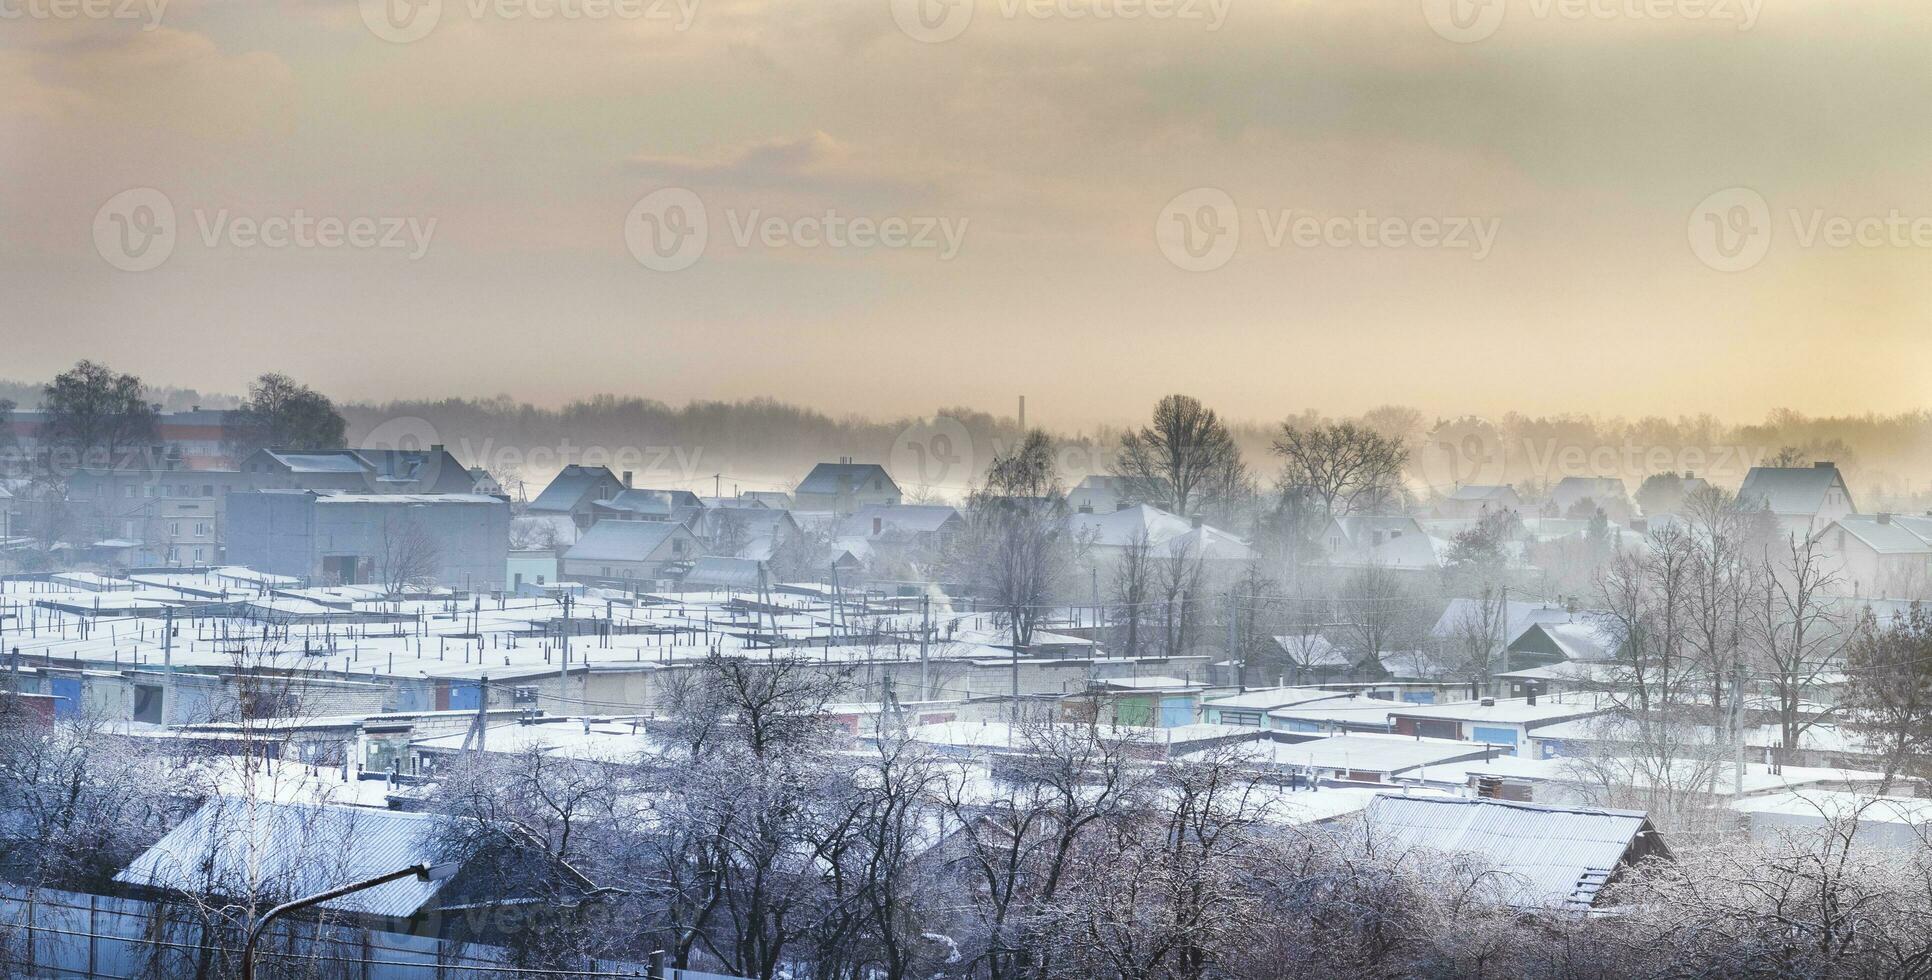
(1737, 464, 1851, 516)
(1270, 634, 1352, 668)
(1363, 795, 1661, 908)
(837, 504, 962, 537)
(1069, 504, 1250, 560)
(593, 488, 704, 519)
(527, 464, 624, 513)
(116, 800, 452, 918)
(564, 519, 695, 563)
(797, 462, 899, 496)
(1826, 514, 1932, 555)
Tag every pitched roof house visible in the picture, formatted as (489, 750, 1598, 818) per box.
(1737, 461, 1856, 540)
(561, 519, 701, 586)
(526, 464, 629, 529)
(794, 460, 901, 515)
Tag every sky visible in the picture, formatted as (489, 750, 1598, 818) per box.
(4, 0, 1931, 429)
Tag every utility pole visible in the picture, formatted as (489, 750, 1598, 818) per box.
(559, 593, 572, 713)
(918, 593, 931, 701)
(470, 673, 489, 759)
(1730, 663, 1746, 796)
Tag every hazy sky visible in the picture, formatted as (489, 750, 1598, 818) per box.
(4, 0, 1931, 427)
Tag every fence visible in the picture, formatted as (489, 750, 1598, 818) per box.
(0, 885, 745, 979)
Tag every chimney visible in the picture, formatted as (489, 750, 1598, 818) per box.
(622, 470, 633, 488)
(1685, 470, 1694, 479)
(1190, 515, 1204, 529)
(430, 444, 444, 453)
(1814, 461, 1835, 469)
(1879, 513, 1892, 524)
(1480, 697, 1496, 707)
(872, 517, 883, 535)
(1525, 683, 1538, 707)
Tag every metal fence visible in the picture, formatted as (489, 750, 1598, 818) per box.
(0, 884, 746, 979)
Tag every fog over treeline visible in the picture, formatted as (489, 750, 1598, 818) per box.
(7, 378, 1932, 509)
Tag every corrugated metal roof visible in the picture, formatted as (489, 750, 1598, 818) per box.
(115, 799, 452, 918)
(1364, 795, 1653, 908)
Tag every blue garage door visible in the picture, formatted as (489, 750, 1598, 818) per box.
(447, 682, 482, 712)
(49, 676, 82, 719)
(1158, 696, 1193, 728)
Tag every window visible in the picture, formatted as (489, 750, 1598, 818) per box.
(192, 547, 204, 561)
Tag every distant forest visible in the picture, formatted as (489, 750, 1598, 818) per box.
(6, 378, 1932, 508)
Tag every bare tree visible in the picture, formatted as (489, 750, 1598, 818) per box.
(1271, 421, 1408, 520)
(1110, 530, 1156, 659)
(950, 431, 1080, 652)
(1750, 531, 1845, 772)
(376, 509, 441, 593)
(1113, 395, 1249, 518)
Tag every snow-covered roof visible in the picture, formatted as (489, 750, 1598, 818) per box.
(564, 520, 695, 563)
(1364, 795, 1658, 908)
(798, 462, 899, 495)
(116, 800, 452, 918)
(1737, 464, 1849, 516)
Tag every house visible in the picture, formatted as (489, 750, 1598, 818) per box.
(238, 447, 476, 494)
(1269, 634, 1364, 684)
(62, 465, 253, 566)
(1634, 471, 1711, 518)
(525, 464, 630, 531)
(1070, 503, 1251, 564)
(794, 459, 901, 515)
(1737, 461, 1856, 541)
(1361, 795, 1669, 909)
(1067, 475, 1141, 515)
(226, 490, 510, 590)
(837, 504, 964, 550)
(592, 488, 705, 525)
(1318, 514, 1440, 570)
(1429, 598, 1606, 674)
(1547, 477, 1634, 522)
(1434, 484, 1522, 519)
(114, 799, 589, 937)
(1387, 694, 1605, 756)
(560, 519, 701, 587)
(699, 506, 802, 560)
(1815, 513, 1932, 598)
